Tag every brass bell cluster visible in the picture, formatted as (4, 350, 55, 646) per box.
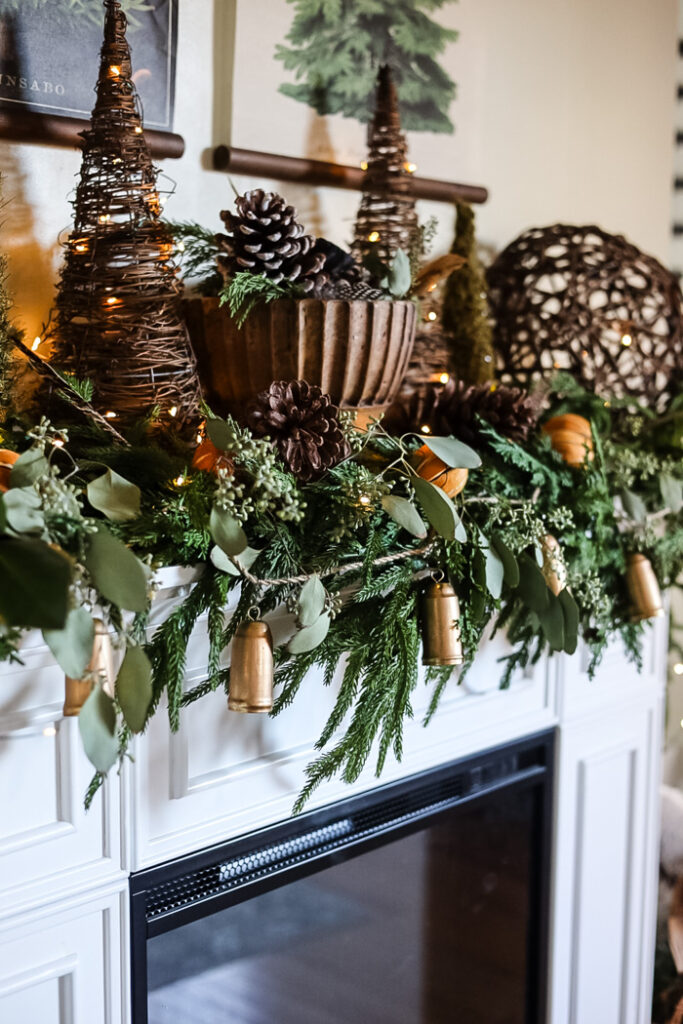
(625, 553, 664, 622)
(63, 619, 115, 717)
(420, 579, 464, 667)
(228, 617, 274, 714)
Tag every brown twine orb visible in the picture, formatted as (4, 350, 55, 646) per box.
(49, 0, 201, 429)
(487, 224, 683, 409)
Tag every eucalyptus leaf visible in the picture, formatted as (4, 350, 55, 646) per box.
(386, 249, 412, 297)
(10, 447, 49, 488)
(538, 592, 565, 652)
(558, 589, 579, 655)
(621, 488, 647, 523)
(660, 474, 683, 514)
(287, 611, 331, 654)
(87, 469, 141, 522)
(210, 506, 248, 557)
(484, 544, 505, 600)
(491, 535, 520, 588)
(84, 529, 148, 612)
(381, 494, 427, 538)
(205, 417, 232, 451)
(210, 544, 261, 576)
(3, 488, 45, 535)
(422, 435, 482, 470)
(43, 607, 94, 678)
(78, 685, 119, 773)
(412, 476, 463, 542)
(116, 645, 153, 734)
(298, 575, 326, 627)
(0, 538, 70, 629)
(517, 553, 550, 613)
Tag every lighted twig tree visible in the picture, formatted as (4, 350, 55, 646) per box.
(0, 174, 17, 421)
(352, 65, 418, 267)
(50, 0, 201, 428)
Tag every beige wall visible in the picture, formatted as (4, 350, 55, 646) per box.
(1, 0, 677, 343)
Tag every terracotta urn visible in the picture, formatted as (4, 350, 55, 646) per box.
(185, 296, 417, 423)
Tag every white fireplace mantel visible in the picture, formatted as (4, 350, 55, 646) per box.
(0, 566, 667, 1023)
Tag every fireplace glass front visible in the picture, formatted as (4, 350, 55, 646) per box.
(131, 732, 553, 1024)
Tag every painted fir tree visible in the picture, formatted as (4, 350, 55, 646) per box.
(442, 202, 495, 385)
(50, 0, 201, 428)
(276, 0, 457, 134)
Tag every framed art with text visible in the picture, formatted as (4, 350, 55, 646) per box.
(0, 0, 180, 153)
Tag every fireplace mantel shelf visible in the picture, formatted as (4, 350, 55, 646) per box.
(0, 565, 667, 1023)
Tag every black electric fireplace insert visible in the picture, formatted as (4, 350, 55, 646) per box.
(130, 730, 554, 1024)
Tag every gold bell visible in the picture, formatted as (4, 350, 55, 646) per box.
(63, 618, 115, 717)
(421, 580, 464, 666)
(541, 534, 567, 596)
(625, 553, 664, 622)
(228, 619, 274, 713)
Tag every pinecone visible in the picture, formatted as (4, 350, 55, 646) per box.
(433, 380, 541, 444)
(247, 380, 350, 482)
(216, 190, 326, 294)
(311, 239, 385, 300)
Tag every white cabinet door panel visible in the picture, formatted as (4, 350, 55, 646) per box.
(0, 887, 124, 1024)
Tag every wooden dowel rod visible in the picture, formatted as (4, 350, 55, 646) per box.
(0, 110, 185, 159)
(213, 145, 488, 205)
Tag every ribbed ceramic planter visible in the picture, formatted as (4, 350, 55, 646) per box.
(185, 296, 417, 420)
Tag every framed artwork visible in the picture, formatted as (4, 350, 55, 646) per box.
(0, 0, 180, 153)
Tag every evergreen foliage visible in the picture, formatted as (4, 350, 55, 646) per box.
(442, 202, 496, 385)
(2, 377, 681, 813)
(276, 0, 458, 133)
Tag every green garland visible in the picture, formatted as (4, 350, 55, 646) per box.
(1, 374, 681, 811)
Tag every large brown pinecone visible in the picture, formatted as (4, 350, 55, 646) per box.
(433, 380, 541, 444)
(216, 190, 326, 293)
(247, 380, 350, 482)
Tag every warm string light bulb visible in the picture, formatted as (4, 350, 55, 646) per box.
(621, 333, 632, 347)
(427, 311, 437, 322)
(169, 405, 178, 418)
(404, 162, 417, 173)
(31, 336, 42, 351)
(109, 65, 121, 77)
(674, 663, 683, 676)
(358, 494, 372, 506)
(360, 161, 368, 171)
(104, 411, 118, 420)
(367, 231, 380, 243)
(105, 296, 121, 306)
(134, 126, 143, 134)
(98, 213, 111, 224)
(420, 424, 432, 434)
(174, 475, 186, 487)
(439, 372, 450, 385)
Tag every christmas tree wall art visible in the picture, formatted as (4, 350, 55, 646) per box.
(276, 0, 458, 133)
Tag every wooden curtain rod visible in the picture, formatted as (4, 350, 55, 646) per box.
(0, 109, 185, 159)
(213, 145, 488, 205)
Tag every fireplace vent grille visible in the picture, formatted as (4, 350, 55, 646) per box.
(141, 741, 546, 926)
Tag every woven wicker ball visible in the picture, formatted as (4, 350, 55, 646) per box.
(487, 224, 683, 409)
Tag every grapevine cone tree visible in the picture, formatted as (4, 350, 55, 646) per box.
(0, 174, 16, 421)
(352, 65, 418, 267)
(51, 0, 201, 428)
(442, 202, 495, 385)
(276, 0, 457, 134)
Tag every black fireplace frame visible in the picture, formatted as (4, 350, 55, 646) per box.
(130, 729, 555, 1024)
